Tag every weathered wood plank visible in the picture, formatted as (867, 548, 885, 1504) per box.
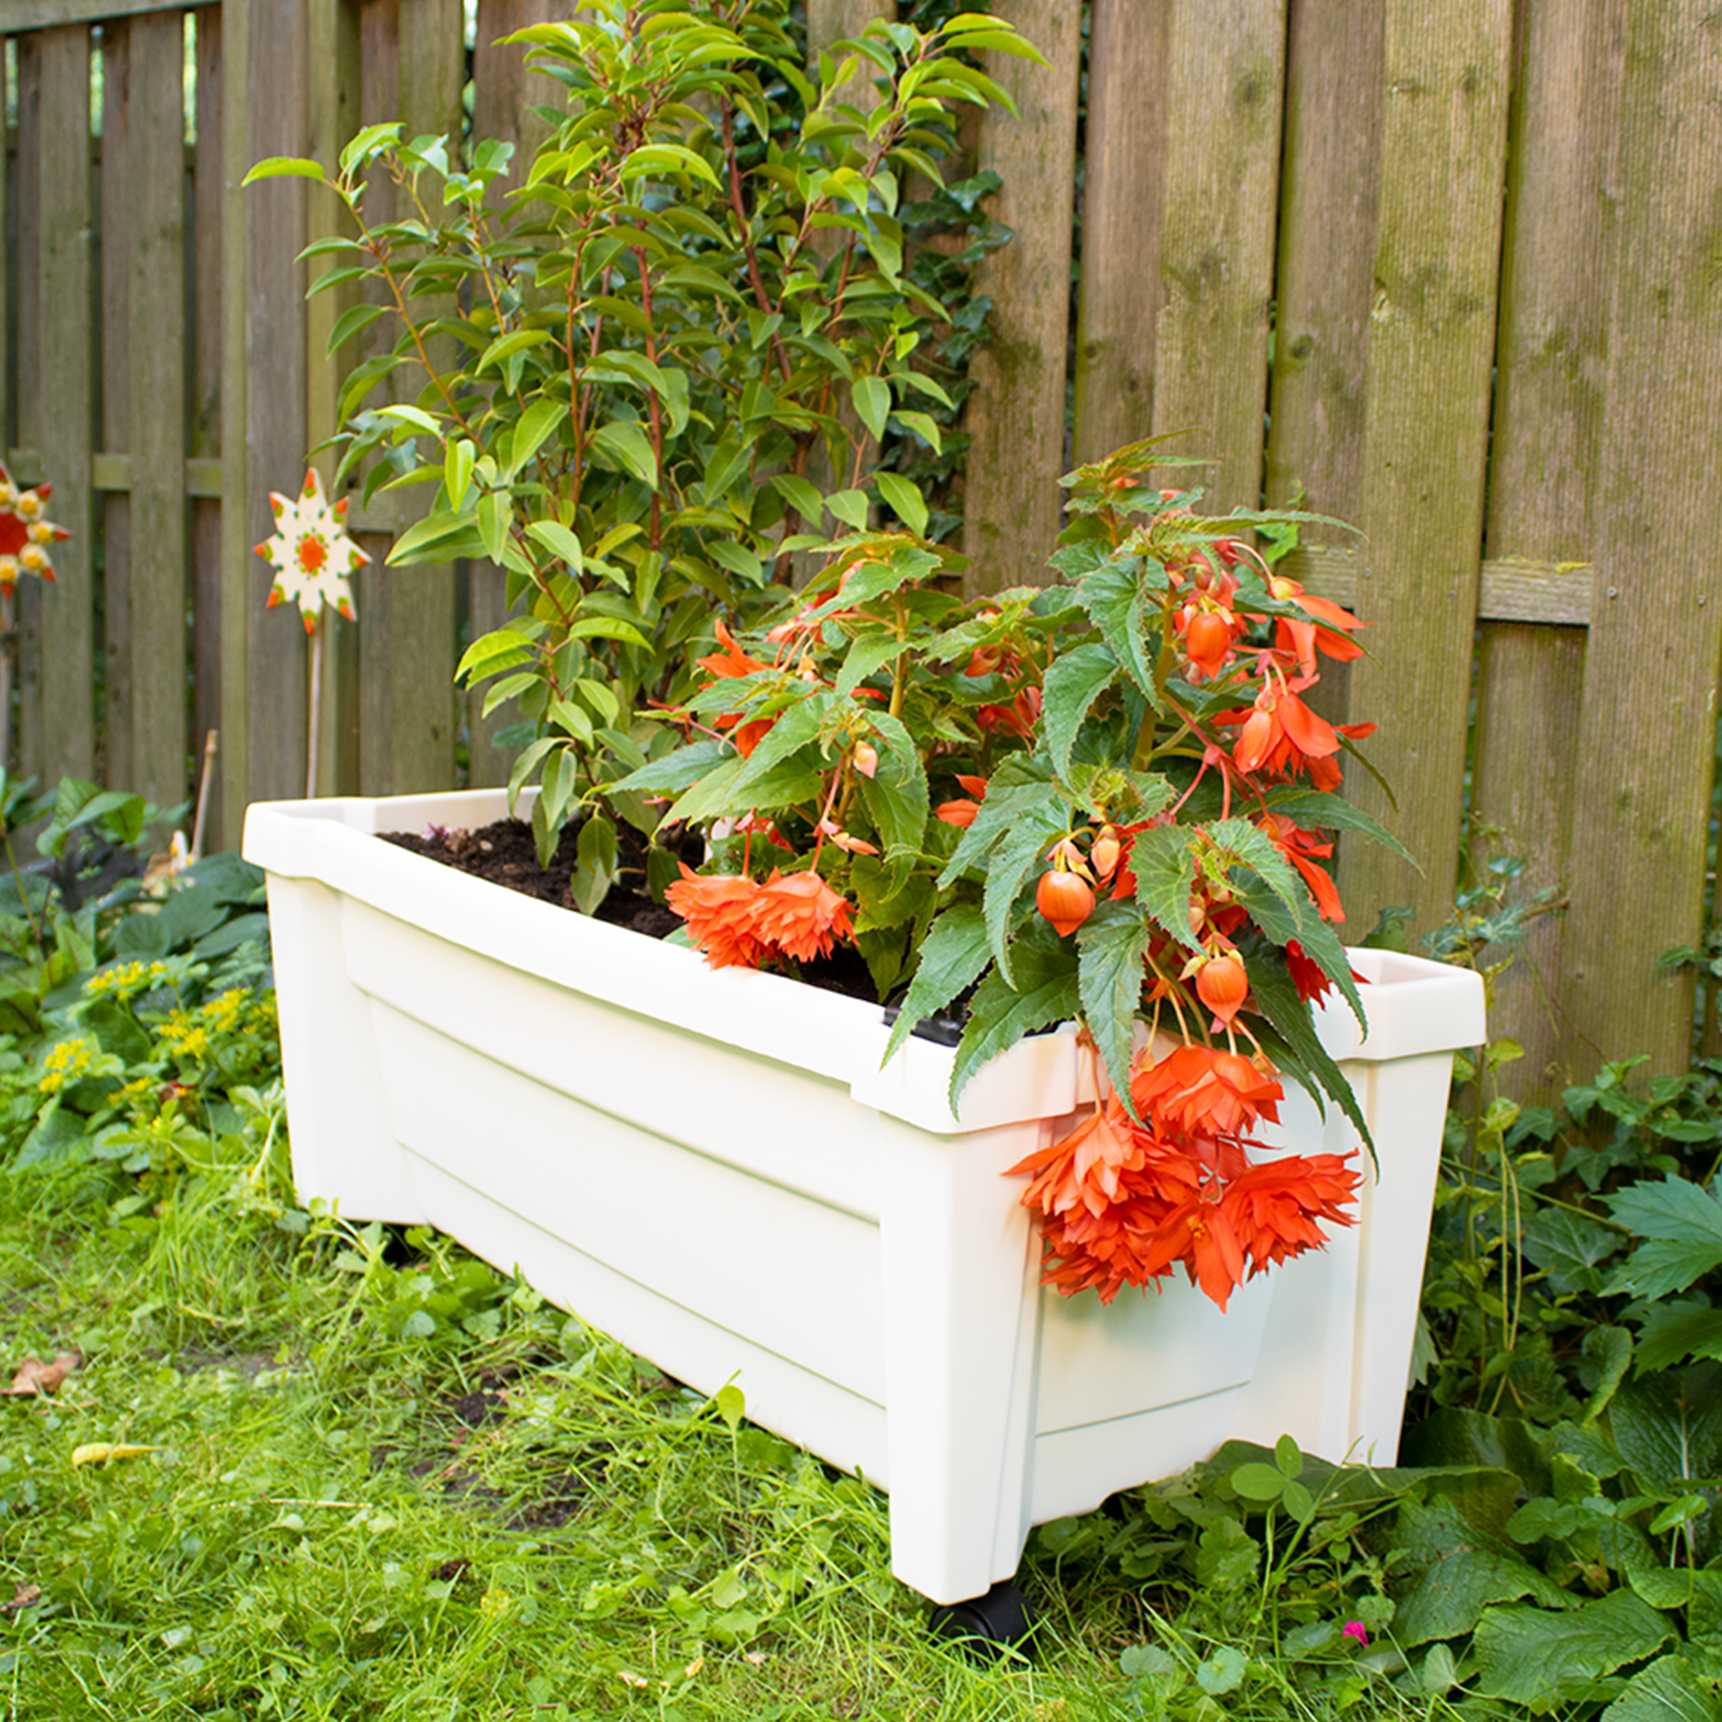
(10, 0, 190, 30)
(305, 0, 359, 798)
(100, 18, 134, 788)
(127, 9, 190, 808)
(353, 0, 462, 797)
(11, 35, 46, 778)
(1286, 547, 1595, 627)
(1073, 0, 1168, 464)
(0, 56, 10, 463)
(1561, 0, 1722, 1076)
(467, 0, 583, 788)
(809, 0, 895, 112)
(1470, 0, 1626, 1096)
(1103, 0, 1285, 509)
(222, 0, 312, 830)
(191, 4, 224, 794)
(1264, 0, 1385, 727)
(1334, 1, 1512, 941)
(960, 0, 1081, 593)
(29, 25, 96, 781)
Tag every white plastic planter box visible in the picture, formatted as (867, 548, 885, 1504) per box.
(244, 787, 1485, 1607)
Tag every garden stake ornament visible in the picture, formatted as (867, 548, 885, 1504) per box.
(255, 468, 366, 797)
(0, 463, 69, 768)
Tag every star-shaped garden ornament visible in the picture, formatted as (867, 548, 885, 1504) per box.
(254, 468, 368, 634)
(0, 461, 70, 591)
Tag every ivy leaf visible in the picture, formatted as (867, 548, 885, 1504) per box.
(951, 926, 1079, 1109)
(851, 377, 891, 444)
(1604, 1178, 1722, 1300)
(1472, 1591, 1673, 1706)
(1077, 903, 1150, 1116)
(1041, 644, 1119, 778)
(882, 905, 990, 1066)
(1632, 1304, 1722, 1374)
(1130, 824, 1199, 952)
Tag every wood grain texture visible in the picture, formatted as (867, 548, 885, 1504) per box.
(100, 19, 134, 787)
(232, 0, 312, 820)
(1561, 0, 1722, 1076)
(1334, 0, 1512, 940)
(1142, 0, 1285, 508)
(809, 0, 895, 113)
(191, 4, 225, 793)
(353, 0, 462, 797)
(126, 10, 190, 808)
(11, 35, 46, 779)
(0, 47, 11, 460)
(1287, 547, 1595, 626)
(467, 0, 583, 789)
(1073, 0, 1168, 463)
(1471, 0, 1625, 1096)
(11, 0, 189, 28)
(29, 25, 96, 781)
(959, 0, 1081, 593)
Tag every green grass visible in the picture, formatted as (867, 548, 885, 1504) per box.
(0, 1100, 1511, 1720)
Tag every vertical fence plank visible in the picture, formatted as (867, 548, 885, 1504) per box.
(0, 42, 11, 460)
(1334, 1, 1512, 940)
(1561, 0, 1722, 1076)
(100, 20, 133, 788)
(128, 10, 189, 809)
(352, 0, 462, 798)
(191, 4, 225, 808)
(11, 35, 44, 778)
(1265, 0, 1383, 531)
(1469, 0, 1626, 1095)
(28, 25, 96, 782)
(467, 0, 583, 788)
(221, 0, 311, 832)
(960, 0, 1081, 593)
(1073, 0, 1168, 465)
(1145, 1, 1286, 506)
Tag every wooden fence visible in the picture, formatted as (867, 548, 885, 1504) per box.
(2, 0, 1720, 1093)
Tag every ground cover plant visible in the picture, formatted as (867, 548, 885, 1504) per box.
(2, 804, 1716, 1718)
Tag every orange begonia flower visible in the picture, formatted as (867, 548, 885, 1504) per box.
(751, 869, 855, 963)
(935, 773, 990, 830)
(1132, 1044, 1283, 1138)
(1268, 576, 1365, 678)
(1221, 1153, 1360, 1276)
(696, 620, 769, 682)
(1259, 812, 1345, 923)
(1223, 685, 1341, 779)
(666, 866, 768, 969)
(1007, 1098, 1144, 1220)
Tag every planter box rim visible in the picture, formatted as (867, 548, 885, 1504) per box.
(243, 788, 1486, 1135)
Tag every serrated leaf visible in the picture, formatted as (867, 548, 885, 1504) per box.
(883, 905, 990, 1066)
(855, 709, 929, 864)
(1077, 903, 1149, 1115)
(1632, 1305, 1722, 1374)
(982, 820, 1056, 988)
(1250, 958, 1372, 1152)
(835, 632, 906, 698)
(1041, 644, 1119, 777)
(1075, 562, 1158, 702)
(1130, 824, 1199, 952)
(938, 770, 1063, 886)
(1260, 787, 1420, 871)
(611, 740, 729, 797)
(951, 927, 1079, 1108)
(1472, 1590, 1673, 1706)
(1604, 1178, 1722, 1300)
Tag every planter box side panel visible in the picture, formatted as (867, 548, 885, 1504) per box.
(268, 876, 424, 1224)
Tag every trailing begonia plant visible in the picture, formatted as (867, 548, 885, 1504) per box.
(246, 1, 1038, 892)
(614, 438, 1410, 1312)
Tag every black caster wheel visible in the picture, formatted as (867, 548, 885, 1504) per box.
(929, 1578, 1033, 1657)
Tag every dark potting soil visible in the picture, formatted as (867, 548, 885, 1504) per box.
(379, 818, 967, 1038)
